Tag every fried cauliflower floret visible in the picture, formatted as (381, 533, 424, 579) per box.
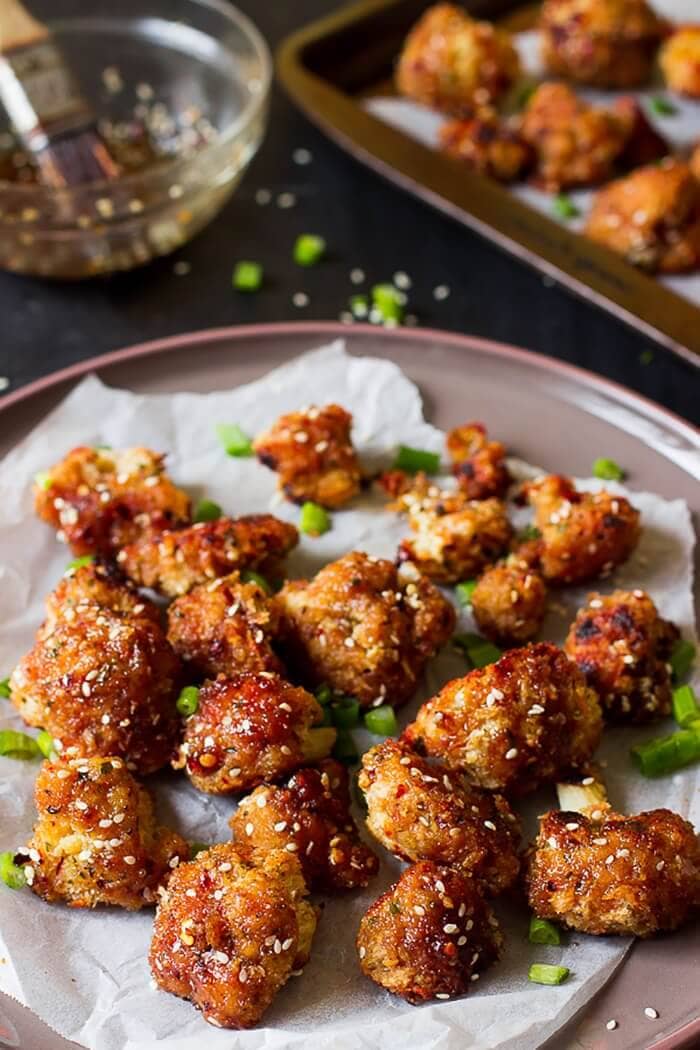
(167, 571, 283, 680)
(357, 860, 502, 1003)
(359, 740, 519, 895)
(397, 488, 512, 585)
(119, 514, 299, 598)
(520, 82, 629, 191)
(149, 844, 317, 1029)
(440, 110, 532, 182)
(527, 807, 700, 936)
(396, 4, 521, 115)
(175, 672, 335, 795)
(446, 422, 512, 500)
(274, 552, 456, 708)
(403, 642, 602, 795)
(564, 589, 679, 724)
(19, 755, 187, 909)
(34, 445, 190, 557)
(522, 474, 640, 585)
(44, 558, 162, 626)
(660, 26, 700, 98)
(471, 556, 548, 645)
(585, 160, 700, 273)
(9, 565, 181, 775)
(253, 404, 361, 508)
(231, 759, 379, 892)
(540, 0, 666, 88)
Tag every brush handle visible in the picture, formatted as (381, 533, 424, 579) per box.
(0, 0, 49, 54)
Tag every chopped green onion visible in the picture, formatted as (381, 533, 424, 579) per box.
(649, 96, 678, 117)
(528, 963, 569, 986)
(394, 445, 440, 475)
(454, 633, 502, 669)
(67, 554, 95, 571)
(333, 730, 359, 765)
(0, 852, 26, 890)
(34, 471, 52, 491)
(528, 916, 561, 945)
(670, 638, 695, 683)
(330, 696, 360, 730)
(0, 730, 41, 760)
(552, 194, 580, 220)
(240, 570, 272, 595)
(364, 705, 398, 737)
(518, 524, 541, 542)
(0, 678, 10, 699)
(349, 294, 369, 318)
(592, 457, 625, 482)
(294, 234, 326, 267)
(193, 499, 222, 523)
(36, 730, 56, 759)
(300, 501, 331, 537)
(176, 686, 200, 717)
(215, 423, 253, 457)
(190, 842, 209, 859)
(94, 444, 112, 450)
(232, 260, 263, 292)
(514, 80, 536, 110)
(372, 283, 405, 324)
(456, 580, 477, 606)
(631, 728, 700, 777)
(315, 683, 332, 706)
(672, 685, 699, 728)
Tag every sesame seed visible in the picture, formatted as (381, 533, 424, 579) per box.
(359, 946, 366, 959)
(606, 1019, 618, 1030)
(457, 935, 467, 946)
(644, 1008, 658, 1019)
(239, 967, 248, 983)
(173, 261, 191, 276)
(245, 822, 254, 836)
(393, 271, 412, 290)
(293, 292, 309, 308)
(282, 937, 294, 950)
(113, 813, 125, 823)
(274, 821, 287, 832)
(344, 637, 355, 648)
(656, 860, 665, 871)
(470, 973, 480, 982)
(435, 879, 446, 893)
(285, 842, 298, 852)
(74, 800, 88, 811)
(505, 748, 518, 760)
(443, 923, 458, 934)
(582, 777, 595, 785)
(255, 188, 271, 205)
(124, 856, 136, 865)
(433, 284, 450, 301)
(414, 905, 425, 916)
(605, 854, 615, 865)
(528, 704, 545, 715)
(547, 836, 558, 848)
(293, 148, 312, 165)
(436, 992, 450, 1000)
(484, 820, 497, 831)
(565, 822, 579, 831)
(277, 192, 296, 209)
(589, 599, 603, 609)
(350, 268, 365, 284)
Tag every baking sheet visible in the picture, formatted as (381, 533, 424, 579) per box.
(364, 0, 700, 306)
(0, 341, 697, 1050)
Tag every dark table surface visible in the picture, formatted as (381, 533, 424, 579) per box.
(0, 0, 698, 425)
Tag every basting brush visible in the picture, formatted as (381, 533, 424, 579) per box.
(0, 0, 120, 188)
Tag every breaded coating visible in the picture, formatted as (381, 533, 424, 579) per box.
(471, 555, 548, 645)
(9, 564, 181, 775)
(118, 514, 299, 598)
(521, 474, 640, 585)
(397, 4, 521, 115)
(520, 82, 629, 191)
(34, 445, 190, 557)
(231, 759, 379, 892)
(357, 861, 502, 1003)
(274, 552, 456, 708)
(527, 807, 700, 936)
(20, 755, 187, 909)
(446, 422, 512, 500)
(174, 672, 335, 795)
(167, 571, 283, 680)
(397, 487, 512, 585)
(440, 110, 532, 182)
(253, 404, 361, 508)
(359, 740, 520, 895)
(403, 642, 602, 795)
(150, 844, 317, 1029)
(613, 97, 670, 169)
(585, 160, 700, 273)
(660, 26, 700, 98)
(564, 589, 679, 724)
(540, 0, 666, 88)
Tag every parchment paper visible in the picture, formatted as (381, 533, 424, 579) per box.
(0, 342, 697, 1050)
(364, 0, 700, 306)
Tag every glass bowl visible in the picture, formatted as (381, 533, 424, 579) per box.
(0, 0, 271, 279)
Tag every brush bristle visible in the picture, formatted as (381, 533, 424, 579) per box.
(34, 126, 120, 189)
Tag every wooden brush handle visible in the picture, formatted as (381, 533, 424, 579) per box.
(0, 0, 49, 54)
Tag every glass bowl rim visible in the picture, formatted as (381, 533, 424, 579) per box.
(0, 0, 272, 199)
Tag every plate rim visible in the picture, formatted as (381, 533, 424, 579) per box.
(0, 321, 697, 452)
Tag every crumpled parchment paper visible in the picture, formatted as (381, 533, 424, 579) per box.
(0, 342, 697, 1050)
(364, 0, 700, 306)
